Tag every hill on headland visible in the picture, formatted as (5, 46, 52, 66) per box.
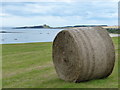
(13, 24, 108, 29)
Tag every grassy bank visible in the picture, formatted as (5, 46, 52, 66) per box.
(2, 37, 119, 88)
(106, 29, 120, 34)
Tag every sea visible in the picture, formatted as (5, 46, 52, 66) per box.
(0, 27, 63, 44)
(0, 27, 119, 44)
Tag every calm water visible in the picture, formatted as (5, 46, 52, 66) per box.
(0, 28, 63, 44)
(0, 28, 119, 44)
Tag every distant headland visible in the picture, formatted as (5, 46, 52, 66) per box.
(13, 24, 108, 29)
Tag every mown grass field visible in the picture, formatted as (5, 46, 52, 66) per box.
(2, 37, 119, 88)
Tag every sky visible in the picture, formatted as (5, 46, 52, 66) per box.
(0, 0, 119, 27)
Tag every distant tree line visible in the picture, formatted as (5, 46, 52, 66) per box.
(106, 29, 120, 34)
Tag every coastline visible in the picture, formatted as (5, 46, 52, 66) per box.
(0, 33, 119, 44)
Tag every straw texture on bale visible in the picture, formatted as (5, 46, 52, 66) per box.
(52, 27, 115, 83)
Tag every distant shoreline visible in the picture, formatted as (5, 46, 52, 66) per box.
(0, 31, 22, 33)
(13, 24, 108, 29)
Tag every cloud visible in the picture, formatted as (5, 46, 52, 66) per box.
(24, 3, 57, 14)
(1, 1, 118, 27)
(1, 0, 119, 2)
(85, 11, 118, 19)
(1, 14, 117, 27)
(1, 15, 83, 27)
(2, 1, 118, 16)
(0, 13, 9, 16)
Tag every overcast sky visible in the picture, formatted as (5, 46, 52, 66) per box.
(1, 0, 119, 27)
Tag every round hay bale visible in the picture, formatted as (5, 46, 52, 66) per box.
(52, 27, 115, 83)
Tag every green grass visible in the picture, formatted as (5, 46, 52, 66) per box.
(2, 37, 119, 88)
(106, 29, 120, 34)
